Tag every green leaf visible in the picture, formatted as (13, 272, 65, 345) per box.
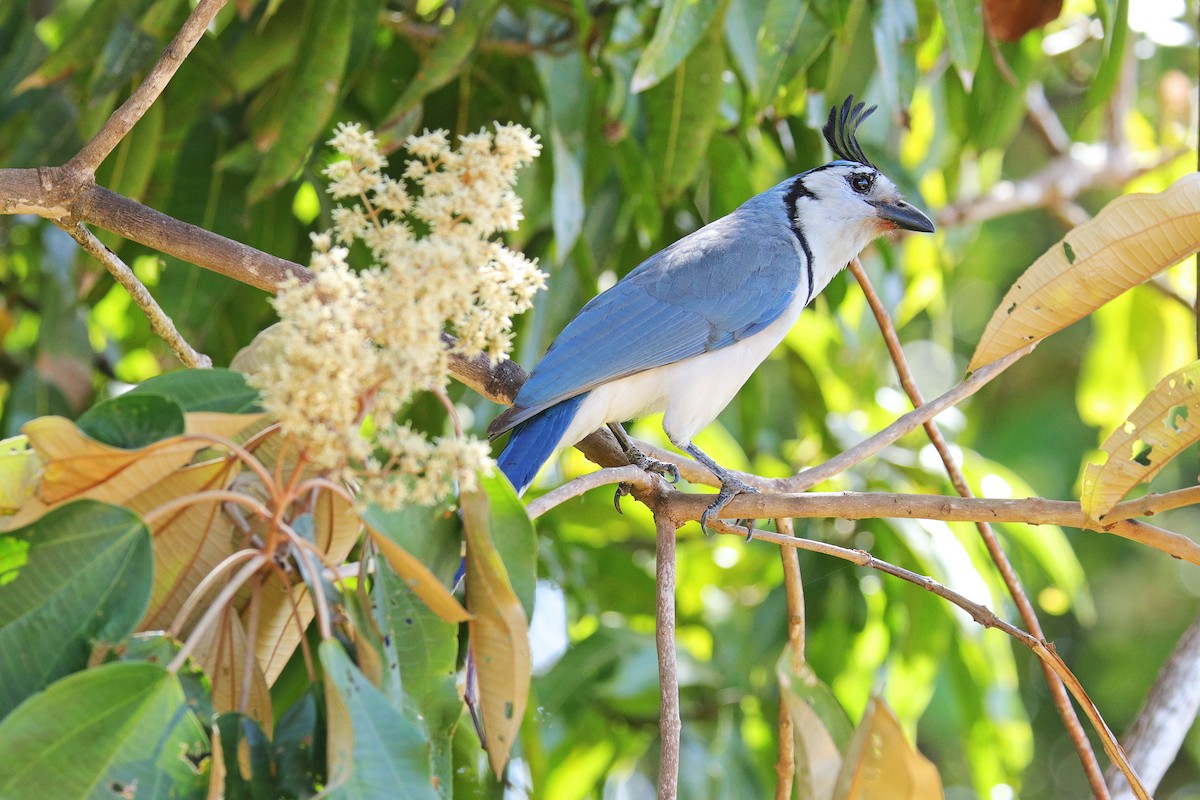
(646, 9, 727, 201)
(631, 0, 724, 94)
(275, 691, 324, 798)
(380, 0, 503, 131)
(776, 649, 854, 799)
(724, 0, 766, 97)
(374, 557, 461, 797)
(319, 641, 439, 800)
(0, 500, 153, 718)
(0, 661, 207, 799)
(247, 0, 352, 203)
(536, 51, 590, 262)
(15, 0, 157, 91)
(479, 469, 536, 620)
(215, 713, 277, 800)
(871, 0, 917, 114)
(128, 367, 262, 413)
(936, 0, 983, 87)
(756, 0, 830, 105)
(75, 391, 186, 449)
(361, 501, 462, 589)
(1083, 0, 1128, 113)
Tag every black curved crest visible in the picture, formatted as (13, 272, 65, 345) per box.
(823, 96, 876, 168)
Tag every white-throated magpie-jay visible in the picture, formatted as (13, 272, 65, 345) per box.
(489, 97, 935, 531)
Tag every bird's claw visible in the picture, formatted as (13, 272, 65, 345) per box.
(613, 481, 634, 513)
(624, 445, 680, 485)
(699, 480, 760, 539)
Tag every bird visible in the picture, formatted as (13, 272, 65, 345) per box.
(489, 96, 935, 532)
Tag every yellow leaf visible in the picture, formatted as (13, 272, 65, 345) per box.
(127, 458, 243, 631)
(367, 526, 471, 624)
(776, 650, 850, 798)
(969, 173, 1200, 372)
(833, 696, 944, 800)
(1082, 360, 1200, 520)
(313, 485, 361, 564)
(461, 488, 530, 777)
(190, 600, 274, 736)
(0, 436, 42, 517)
(22, 416, 208, 505)
(250, 568, 314, 685)
(185, 411, 265, 440)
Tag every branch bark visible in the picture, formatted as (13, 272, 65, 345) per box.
(654, 512, 681, 800)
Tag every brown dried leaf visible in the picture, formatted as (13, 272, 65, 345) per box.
(190, 600, 274, 736)
(127, 458, 243, 630)
(367, 526, 471, 624)
(984, 0, 1063, 41)
(833, 696, 944, 799)
(969, 173, 1200, 372)
(250, 568, 314, 685)
(1082, 360, 1200, 520)
(461, 488, 530, 777)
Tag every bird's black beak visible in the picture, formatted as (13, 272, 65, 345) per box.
(873, 199, 935, 233)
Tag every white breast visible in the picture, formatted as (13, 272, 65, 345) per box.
(554, 289, 810, 452)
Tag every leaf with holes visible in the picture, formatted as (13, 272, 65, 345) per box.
(461, 486, 530, 777)
(969, 173, 1200, 372)
(1082, 360, 1200, 520)
(0, 661, 207, 799)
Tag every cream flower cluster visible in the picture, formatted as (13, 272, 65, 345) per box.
(249, 122, 543, 507)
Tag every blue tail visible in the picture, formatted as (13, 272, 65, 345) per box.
(496, 394, 587, 495)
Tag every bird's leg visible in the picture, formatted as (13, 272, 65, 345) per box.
(683, 442, 759, 539)
(607, 422, 681, 483)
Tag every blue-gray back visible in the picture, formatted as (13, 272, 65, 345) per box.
(495, 184, 807, 431)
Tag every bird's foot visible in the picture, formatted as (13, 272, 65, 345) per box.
(613, 482, 634, 513)
(699, 478, 760, 539)
(624, 445, 680, 484)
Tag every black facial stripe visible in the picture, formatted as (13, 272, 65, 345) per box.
(783, 178, 816, 306)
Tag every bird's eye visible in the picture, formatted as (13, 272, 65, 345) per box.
(850, 174, 874, 194)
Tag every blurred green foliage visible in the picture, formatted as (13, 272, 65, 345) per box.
(0, 0, 1198, 797)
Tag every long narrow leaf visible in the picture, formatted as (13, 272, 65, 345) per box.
(969, 173, 1200, 371)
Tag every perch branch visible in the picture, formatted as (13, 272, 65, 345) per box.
(655, 512, 681, 800)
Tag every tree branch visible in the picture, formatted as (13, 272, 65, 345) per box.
(66, 0, 229, 176)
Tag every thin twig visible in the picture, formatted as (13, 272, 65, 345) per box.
(525, 465, 654, 518)
(848, 257, 1108, 796)
(66, 0, 228, 175)
(169, 548, 263, 637)
(655, 512, 681, 800)
(706, 520, 1149, 798)
(168, 553, 268, 674)
(278, 521, 335, 642)
(143, 489, 271, 528)
(60, 221, 211, 368)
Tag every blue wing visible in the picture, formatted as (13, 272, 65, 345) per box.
(490, 211, 805, 435)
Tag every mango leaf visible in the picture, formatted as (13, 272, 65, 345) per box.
(14, 0, 158, 91)
(535, 51, 589, 262)
(76, 392, 186, 450)
(213, 712, 277, 800)
(645, 9, 726, 201)
(0, 435, 41, 517)
(247, 0, 352, 202)
(126, 457, 241, 630)
(0, 500, 152, 718)
(936, 0, 983, 87)
(367, 524, 471, 624)
(871, 0, 917, 114)
(479, 469, 536, 620)
(631, 0, 724, 93)
(127, 367, 262, 413)
(1083, 0, 1127, 112)
(756, 0, 830, 105)
(190, 600, 274, 736)
(968, 173, 1200, 372)
(1082, 360, 1200, 520)
(319, 640, 440, 799)
(373, 556, 462, 796)
(461, 487, 530, 777)
(832, 696, 944, 799)
(724, 0, 765, 97)
(381, 0, 503, 131)
(776, 648, 853, 798)
(0, 661, 207, 799)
